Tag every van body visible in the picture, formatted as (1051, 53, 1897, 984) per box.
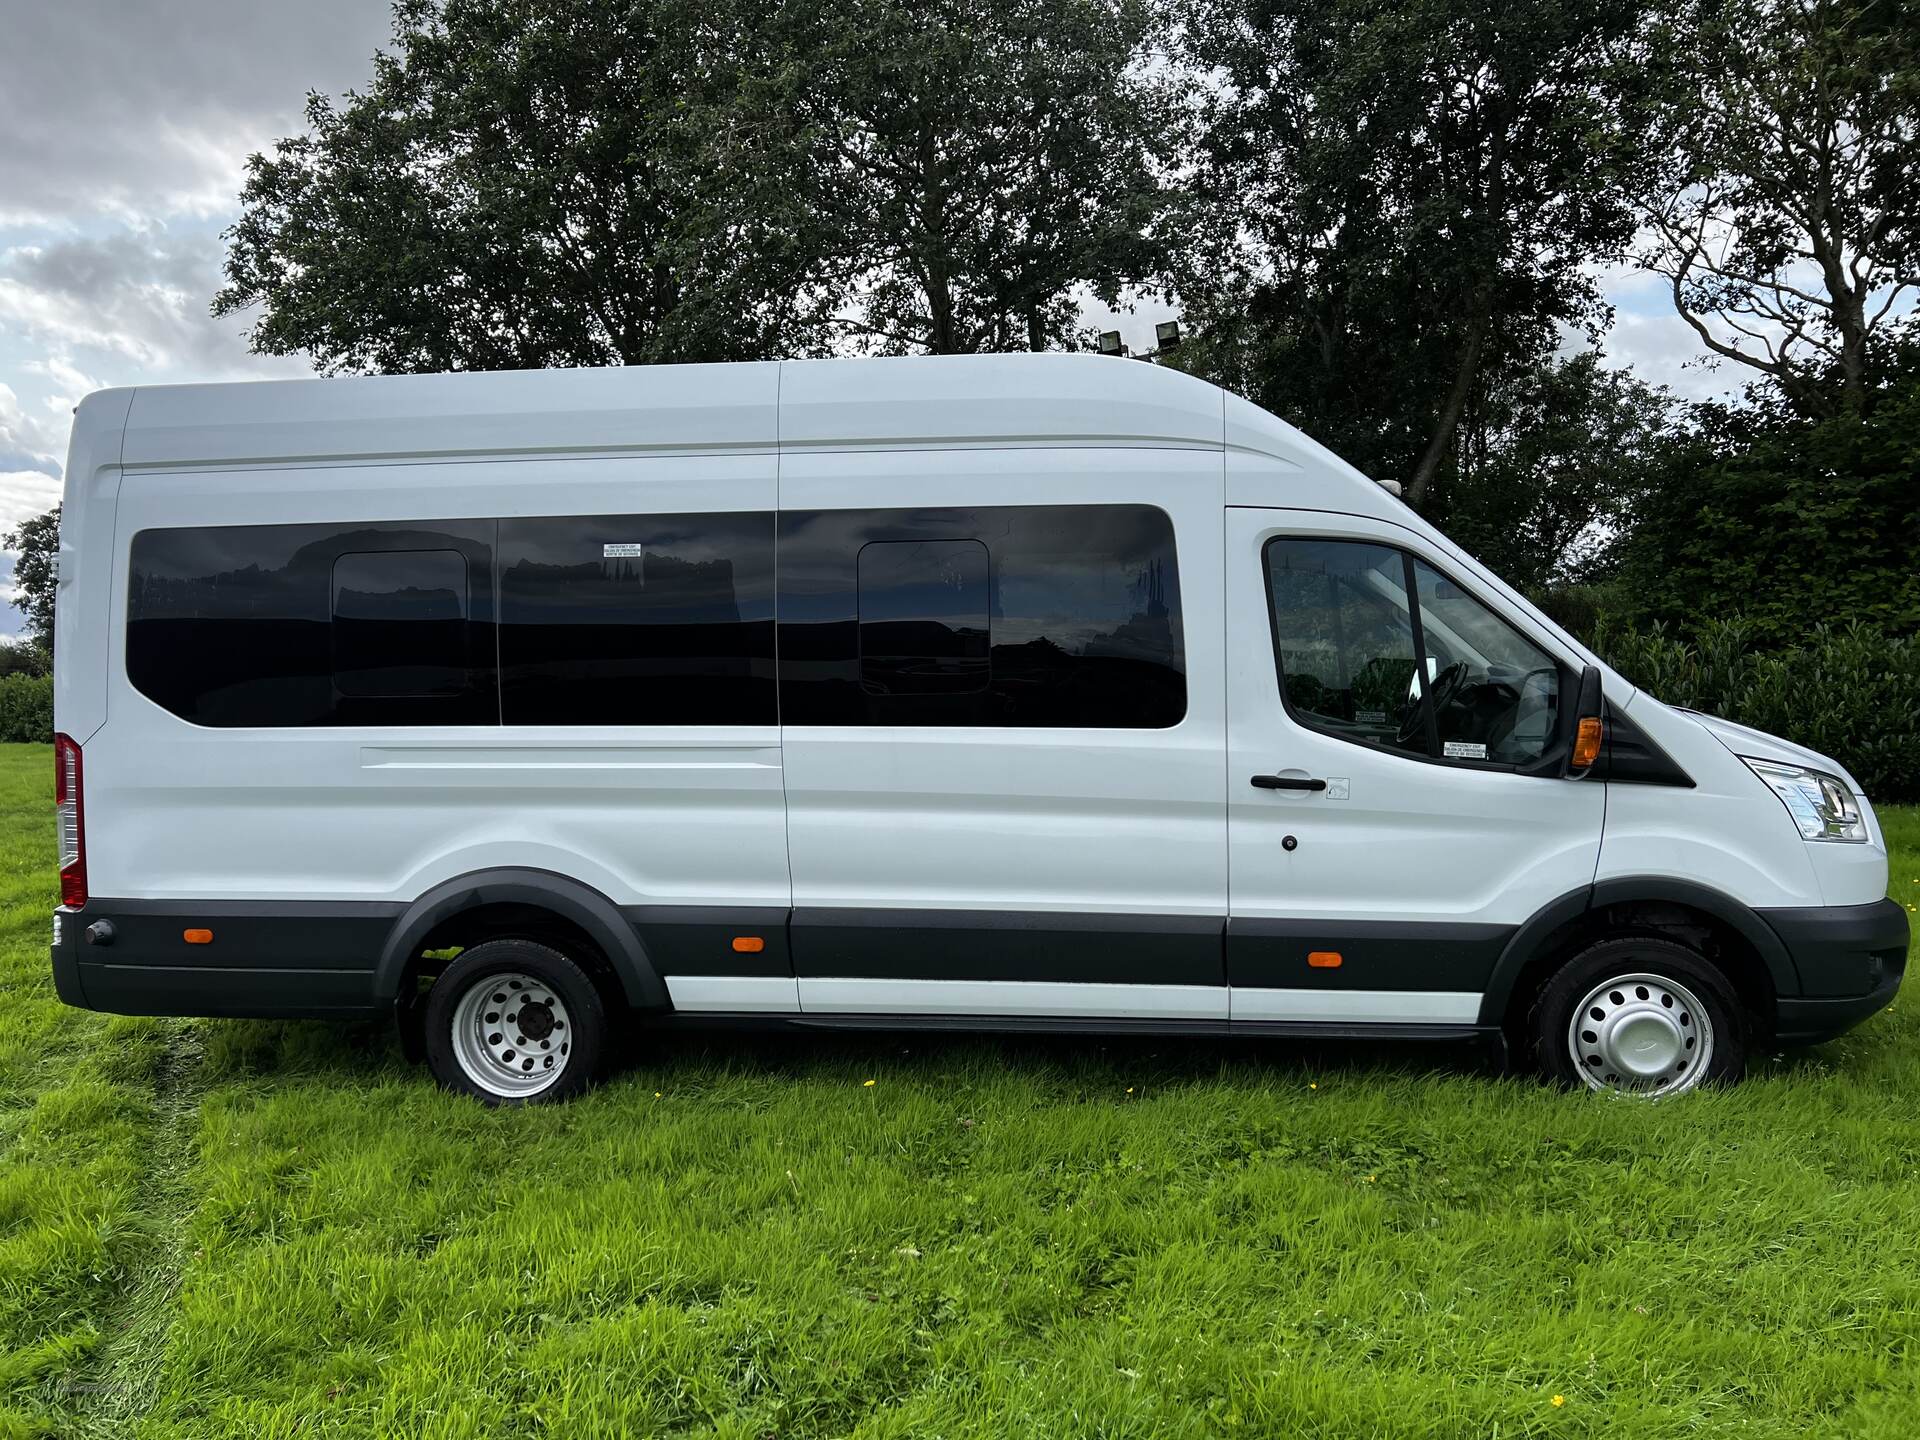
(48, 356, 1906, 1102)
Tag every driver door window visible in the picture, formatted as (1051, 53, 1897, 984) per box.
(1265, 538, 1561, 768)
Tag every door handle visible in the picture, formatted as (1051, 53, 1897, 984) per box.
(1251, 774, 1327, 792)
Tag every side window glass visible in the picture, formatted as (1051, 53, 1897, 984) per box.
(497, 513, 776, 725)
(1265, 539, 1428, 758)
(1411, 559, 1560, 766)
(858, 539, 990, 696)
(331, 550, 469, 697)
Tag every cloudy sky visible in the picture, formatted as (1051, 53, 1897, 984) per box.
(0, 0, 1738, 639)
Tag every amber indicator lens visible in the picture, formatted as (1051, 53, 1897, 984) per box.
(731, 936, 765, 953)
(182, 928, 213, 945)
(1572, 716, 1604, 770)
(1307, 950, 1342, 968)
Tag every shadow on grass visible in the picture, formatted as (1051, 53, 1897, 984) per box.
(197, 1010, 1505, 1096)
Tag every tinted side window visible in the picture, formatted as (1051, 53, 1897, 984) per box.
(858, 540, 990, 697)
(498, 513, 775, 725)
(1265, 539, 1428, 758)
(780, 504, 1184, 728)
(1411, 558, 1561, 766)
(128, 522, 497, 727)
(332, 550, 470, 698)
(1264, 537, 1564, 767)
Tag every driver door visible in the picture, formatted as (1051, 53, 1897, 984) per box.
(1224, 508, 1604, 1024)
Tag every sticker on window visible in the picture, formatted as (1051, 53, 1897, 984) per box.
(1355, 710, 1387, 724)
(602, 543, 645, 558)
(1443, 740, 1488, 760)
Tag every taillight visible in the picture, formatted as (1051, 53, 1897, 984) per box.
(54, 733, 86, 908)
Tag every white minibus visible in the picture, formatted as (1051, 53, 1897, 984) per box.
(48, 356, 1905, 1102)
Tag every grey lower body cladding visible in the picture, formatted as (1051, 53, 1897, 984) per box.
(48, 895, 1906, 1044)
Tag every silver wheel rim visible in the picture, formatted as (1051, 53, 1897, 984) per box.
(1567, 971, 1714, 1096)
(449, 970, 572, 1099)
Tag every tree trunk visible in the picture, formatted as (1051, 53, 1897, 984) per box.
(1406, 316, 1484, 509)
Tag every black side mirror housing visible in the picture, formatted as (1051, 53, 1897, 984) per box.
(1562, 664, 1605, 778)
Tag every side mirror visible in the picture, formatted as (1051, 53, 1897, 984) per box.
(1563, 664, 1605, 778)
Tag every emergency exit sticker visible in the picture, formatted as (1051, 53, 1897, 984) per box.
(602, 543, 645, 558)
(1443, 740, 1488, 760)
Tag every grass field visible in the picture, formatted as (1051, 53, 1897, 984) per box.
(1, 743, 1916, 1438)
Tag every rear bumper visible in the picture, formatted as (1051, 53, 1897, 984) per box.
(1763, 897, 1909, 1044)
(50, 899, 398, 1019)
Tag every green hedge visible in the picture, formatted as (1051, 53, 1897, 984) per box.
(0, 675, 52, 745)
(1591, 618, 1920, 804)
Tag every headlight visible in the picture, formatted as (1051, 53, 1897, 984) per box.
(1741, 758, 1868, 842)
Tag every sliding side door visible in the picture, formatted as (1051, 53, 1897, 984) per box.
(778, 447, 1228, 1021)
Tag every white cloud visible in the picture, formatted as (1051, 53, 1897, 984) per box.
(0, 470, 63, 534)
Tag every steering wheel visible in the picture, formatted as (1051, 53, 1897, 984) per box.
(1397, 661, 1469, 746)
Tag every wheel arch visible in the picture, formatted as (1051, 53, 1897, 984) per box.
(1480, 877, 1797, 1037)
(375, 868, 667, 1011)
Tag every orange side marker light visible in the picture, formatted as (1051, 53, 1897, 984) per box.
(1308, 950, 1342, 969)
(732, 935, 765, 954)
(183, 928, 213, 945)
(1572, 716, 1605, 770)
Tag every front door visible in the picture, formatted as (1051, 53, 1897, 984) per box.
(1224, 508, 1604, 1024)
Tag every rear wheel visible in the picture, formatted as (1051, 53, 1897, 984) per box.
(1531, 936, 1745, 1096)
(424, 939, 606, 1104)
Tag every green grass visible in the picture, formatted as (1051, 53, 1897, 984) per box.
(1, 742, 1916, 1438)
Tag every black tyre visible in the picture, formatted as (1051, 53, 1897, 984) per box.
(1531, 936, 1746, 1096)
(423, 939, 607, 1105)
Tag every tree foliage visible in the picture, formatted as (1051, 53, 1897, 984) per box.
(793, 0, 1178, 354)
(1178, 0, 1656, 505)
(218, 0, 1178, 370)
(2, 505, 59, 664)
(1608, 359, 1920, 642)
(217, 0, 841, 371)
(1637, 0, 1920, 415)
(1433, 353, 1678, 594)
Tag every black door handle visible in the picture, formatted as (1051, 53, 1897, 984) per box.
(1251, 774, 1327, 791)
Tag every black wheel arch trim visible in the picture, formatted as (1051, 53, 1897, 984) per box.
(375, 868, 668, 1010)
(1476, 876, 1801, 1026)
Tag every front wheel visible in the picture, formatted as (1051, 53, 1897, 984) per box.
(424, 939, 607, 1105)
(1532, 936, 1746, 1096)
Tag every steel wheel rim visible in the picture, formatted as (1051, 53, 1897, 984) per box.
(1567, 971, 1714, 1097)
(449, 970, 572, 1099)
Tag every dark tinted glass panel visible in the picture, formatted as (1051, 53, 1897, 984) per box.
(1265, 539, 1427, 758)
(498, 513, 775, 725)
(1411, 558, 1560, 765)
(1264, 538, 1565, 768)
(780, 505, 1184, 728)
(127, 522, 497, 727)
(858, 540, 990, 697)
(332, 550, 469, 697)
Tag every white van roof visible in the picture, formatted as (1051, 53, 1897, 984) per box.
(93, 353, 1338, 473)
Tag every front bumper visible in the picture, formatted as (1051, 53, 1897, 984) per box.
(1763, 897, 1909, 1044)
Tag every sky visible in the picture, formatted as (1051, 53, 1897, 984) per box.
(0, 0, 1741, 641)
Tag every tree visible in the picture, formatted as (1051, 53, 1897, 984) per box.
(1179, 0, 1658, 506)
(220, 0, 1178, 372)
(1609, 351, 1920, 642)
(3, 505, 59, 666)
(790, 0, 1179, 354)
(1435, 352, 1677, 593)
(217, 0, 841, 372)
(1637, 0, 1920, 416)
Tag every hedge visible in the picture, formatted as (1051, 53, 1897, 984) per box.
(1592, 617, 1920, 804)
(0, 675, 51, 745)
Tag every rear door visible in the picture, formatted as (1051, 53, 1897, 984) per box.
(777, 446, 1229, 1021)
(1224, 508, 1603, 1024)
